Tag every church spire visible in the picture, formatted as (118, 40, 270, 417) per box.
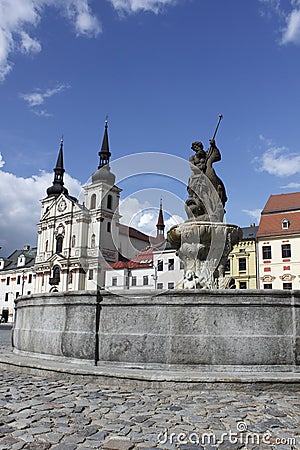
(156, 198, 165, 236)
(98, 118, 111, 168)
(46, 138, 69, 197)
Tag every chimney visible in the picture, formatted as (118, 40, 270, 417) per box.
(23, 245, 30, 251)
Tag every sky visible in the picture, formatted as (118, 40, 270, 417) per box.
(1, 0, 300, 256)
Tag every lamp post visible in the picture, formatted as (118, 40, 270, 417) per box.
(151, 265, 158, 290)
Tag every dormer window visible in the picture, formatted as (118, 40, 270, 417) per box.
(282, 218, 290, 229)
(0, 258, 4, 270)
(17, 254, 26, 267)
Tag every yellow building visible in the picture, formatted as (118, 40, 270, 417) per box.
(225, 225, 258, 289)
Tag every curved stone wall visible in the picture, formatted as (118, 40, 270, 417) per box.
(13, 289, 300, 369)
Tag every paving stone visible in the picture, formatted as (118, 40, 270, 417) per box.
(102, 437, 135, 450)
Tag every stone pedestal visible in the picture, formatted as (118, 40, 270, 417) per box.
(168, 221, 242, 289)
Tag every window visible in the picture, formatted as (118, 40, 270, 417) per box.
(27, 291, 31, 295)
(282, 244, 291, 258)
(262, 246, 272, 260)
(90, 194, 96, 209)
(107, 194, 112, 210)
(6, 277, 10, 286)
(157, 260, 163, 271)
(68, 272, 73, 284)
(157, 283, 163, 289)
(282, 219, 290, 229)
(264, 284, 272, 289)
(107, 222, 111, 233)
(168, 282, 175, 289)
(28, 274, 32, 284)
(143, 276, 149, 286)
(4, 293, 8, 302)
(16, 292, 19, 298)
(71, 235, 76, 248)
(180, 261, 184, 270)
(239, 281, 247, 289)
(88, 269, 93, 280)
(45, 240, 49, 252)
(91, 234, 96, 248)
(224, 259, 230, 273)
(56, 235, 63, 253)
(17, 275, 21, 285)
(283, 283, 292, 290)
(238, 258, 246, 271)
(168, 259, 174, 270)
(53, 266, 60, 283)
(131, 276, 137, 286)
(112, 277, 117, 286)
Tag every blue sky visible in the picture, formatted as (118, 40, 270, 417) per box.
(1, 0, 300, 255)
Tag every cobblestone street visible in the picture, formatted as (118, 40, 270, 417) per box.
(0, 328, 300, 450)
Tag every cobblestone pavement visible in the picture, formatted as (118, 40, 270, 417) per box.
(0, 369, 299, 450)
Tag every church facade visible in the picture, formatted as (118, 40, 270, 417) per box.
(34, 121, 149, 294)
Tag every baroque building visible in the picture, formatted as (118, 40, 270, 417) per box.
(34, 121, 148, 294)
(257, 192, 300, 290)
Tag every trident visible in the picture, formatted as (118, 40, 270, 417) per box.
(212, 114, 223, 141)
(206, 114, 223, 159)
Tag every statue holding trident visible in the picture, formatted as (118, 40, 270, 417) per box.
(168, 115, 242, 289)
(185, 114, 227, 222)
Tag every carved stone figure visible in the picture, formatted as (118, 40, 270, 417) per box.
(168, 115, 242, 289)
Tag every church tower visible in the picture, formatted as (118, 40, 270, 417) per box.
(82, 119, 122, 288)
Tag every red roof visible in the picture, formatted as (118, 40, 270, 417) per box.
(262, 192, 300, 214)
(119, 224, 150, 242)
(257, 193, 300, 238)
(109, 247, 153, 270)
(257, 212, 300, 238)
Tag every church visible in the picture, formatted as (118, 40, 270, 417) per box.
(34, 121, 152, 294)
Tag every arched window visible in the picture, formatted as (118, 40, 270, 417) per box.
(56, 235, 63, 253)
(107, 194, 112, 210)
(53, 266, 60, 283)
(91, 234, 96, 248)
(90, 194, 96, 209)
(71, 235, 76, 248)
(45, 240, 49, 252)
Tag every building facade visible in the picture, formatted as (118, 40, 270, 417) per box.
(225, 225, 258, 289)
(34, 121, 150, 294)
(257, 192, 300, 290)
(0, 245, 36, 322)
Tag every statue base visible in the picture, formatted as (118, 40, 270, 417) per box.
(167, 220, 242, 289)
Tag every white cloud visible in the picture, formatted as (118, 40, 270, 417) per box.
(259, 0, 300, 45)
(280, 181, 300, 188)
(119, 196, 184, 237)
(110, 0, 177, 14)
(0, 0, 100, 81)
(0, 165, 81, 256)
(242, 209, 262, 224)
(281, 7, 300, 44)
(257, 146, 300, 177)
(20, 31, 42, 54)
(20, 84, 70, 115)
(65, 0, 101, 37)
(0, 153, 5, 168)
